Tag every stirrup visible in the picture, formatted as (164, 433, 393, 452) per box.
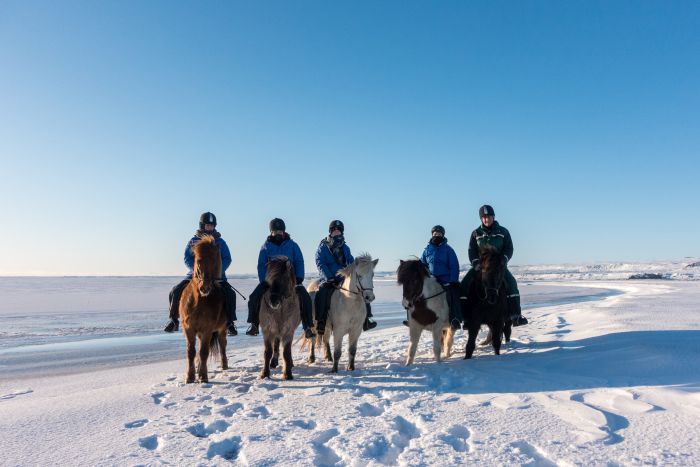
(363, 318, 377, 331)
(163, 319, 178, 333)
(245, 323, 259, 336)
(402, 320, 409, 327)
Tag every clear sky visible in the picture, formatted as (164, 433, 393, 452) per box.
(1, 1, 699, 275)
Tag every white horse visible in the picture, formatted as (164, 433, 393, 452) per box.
(307, 254, 378, 373)
(397, 259, 454, 365)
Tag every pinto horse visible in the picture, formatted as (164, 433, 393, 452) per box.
(462, 244, 512, 359)
(259, 256, 301, 380)
(397, 259, 455, 365)
(180, 235, 228, 383)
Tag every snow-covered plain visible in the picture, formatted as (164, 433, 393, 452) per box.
(1, 262, 699, 466)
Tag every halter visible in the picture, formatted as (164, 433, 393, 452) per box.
(337, 272, 374, 297)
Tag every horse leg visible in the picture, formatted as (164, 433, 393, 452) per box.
(308, 336, 316, 364)
(443, 327, 455, 358)
(198, 335, 210, 383)
(431, 325, 443, 363)
(464, 325, 477, 359)
(492, 324, 503, 356)
(184, 329, 197, 383)
(323, 330, 332, 362)
(282, 340, 294, 380)
(406, 324, 421, 365)
(218, 332, 228, 370)
(331, 331, 343, 373)
(260, 338, 272, 379)
(504, 319, 512, 343)
(271, 337, 280, 368)
(346, 328, 361, 371)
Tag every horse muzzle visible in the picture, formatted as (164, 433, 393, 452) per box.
(363, 291, 375, 303)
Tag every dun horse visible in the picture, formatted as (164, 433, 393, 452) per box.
(180, 235, 228, 383)
(462, 244, 512, 359)
(259, 256, 301, 380)
(307, 254, 378, 373)
(397, 259, 455, 365)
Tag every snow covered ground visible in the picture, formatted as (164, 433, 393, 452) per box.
(1, 268, 699, 466)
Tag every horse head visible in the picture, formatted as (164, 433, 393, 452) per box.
(479, 244, 506, 305)
(397, 258, 429, 303)
(341, 253, 378, 303)
(191, 235, 222, 297)
(265, 256, 294, 309)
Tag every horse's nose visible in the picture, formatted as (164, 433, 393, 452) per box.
(364, 291, 375, 303)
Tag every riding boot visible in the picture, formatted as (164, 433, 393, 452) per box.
(402, 307, 409, 327)
(363, 303, 377, 331)
(296, 285, 315, 338)
(164, 279, 189, 332)
(222, 281, 238, 336)
(508, 295, 528, 326)
(245, 282, 266, 336)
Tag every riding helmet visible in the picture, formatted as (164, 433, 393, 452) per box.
(431, 225, 445, 236)
(479, 205, 495, 218)
(329, 219, 344, 234)
(199, 212, 217, 229)
(269, 218, 286, 232)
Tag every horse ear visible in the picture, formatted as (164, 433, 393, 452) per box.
(372, 258, 379, 268)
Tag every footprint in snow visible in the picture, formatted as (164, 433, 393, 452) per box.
(508, 441, 557, 467)
(124, 419, 149, 429)
(138, 435, 164, 451)
(357, 402, 384, 417)
(312, 428, 341, 467)
(212, 397, 229, 405)
(438, 425, 470, 453)
(216, 402, 244, 417)
(186, 420, 231, 438)
(149, 391, 170, 405)
(207, 436, 242, 461)
(246, 406, 271, 419)
(288, 419, 316, 430)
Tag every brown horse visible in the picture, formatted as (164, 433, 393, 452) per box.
(259, 256, 301, 380)
(179, 235, 228, 383)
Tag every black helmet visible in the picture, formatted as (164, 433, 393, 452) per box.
(479, 205, 495, 218)
(199, 212, 217, 229)
(329, 219, 344, 233)
(431, 225, 445, 236)
(269, 218, 286, 232)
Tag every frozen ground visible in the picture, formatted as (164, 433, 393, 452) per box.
(1, 267, 699, 465)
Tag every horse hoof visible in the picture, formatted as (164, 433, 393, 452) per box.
(463, 355, 472, 360)
(308, 356, 315, 364)
(283, 373, 293, 380)
(347, 366, 354, 371)
(330, 368, 338, 374)
(259, 372, 270, 379)
(270, 360, 278, 369)
(186, 377, 195, 384)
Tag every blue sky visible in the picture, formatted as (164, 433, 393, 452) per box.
(1, 1, 698, 275)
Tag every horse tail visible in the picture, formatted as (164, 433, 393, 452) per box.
(210, 332, 220, 361)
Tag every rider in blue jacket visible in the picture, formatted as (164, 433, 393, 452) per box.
(245, 218, 315, 338)
(419, 225, 463, 330)
(164, 212, 238, 335)
(314, 220, 377, 334)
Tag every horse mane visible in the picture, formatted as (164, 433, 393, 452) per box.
(338, 253, 373, 277)
(191, 234, 217, 256)
(479, 244, 502, 274)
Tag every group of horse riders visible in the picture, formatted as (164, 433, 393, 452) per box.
(163, 204, 528, 340)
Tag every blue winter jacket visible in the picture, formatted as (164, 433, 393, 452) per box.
(420, 238, 459, 284)
(257, 234, 305, 283)
(184, 232, 232, 280)
(315, 238, 354, 282)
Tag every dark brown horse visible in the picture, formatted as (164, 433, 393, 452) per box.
(259, 256, 300, 380)
(462, 244, 512, 359)
(180, 235, 228, 383)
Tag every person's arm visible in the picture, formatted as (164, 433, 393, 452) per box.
(448, 245, 460, 283)
(420, 247, 429, 267)
(219, 239, 232, 274)
(293, 242, 305, 282)
(257, 246, 267, 283)
(502, 228, 514, 262)
(468, 231, 480, 266)
(184, 239, 195, 271)
(316, 243, 334, 281)
(344, 245, 354, 265)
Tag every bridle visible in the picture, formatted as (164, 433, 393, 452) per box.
(338, 272, 374, 298)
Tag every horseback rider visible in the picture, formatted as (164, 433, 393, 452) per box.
(460, 205, 528, 326)
(245, 218, 315, 339)
(314, 220, 377, 335)
(164, 212, 238, 336)
(418, 225, 463, 330)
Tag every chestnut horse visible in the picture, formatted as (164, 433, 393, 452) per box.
(259, 256, 301, 380)
(179, 235, 228, 383)
(462, 244, 511, 359)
